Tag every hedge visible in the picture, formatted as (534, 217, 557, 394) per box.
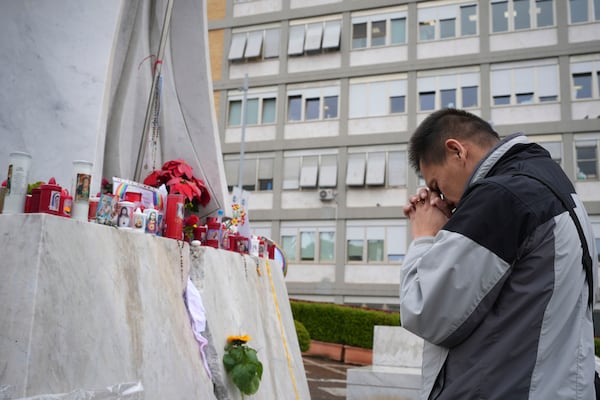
(290, 300, 400, 349)
(294, 320, 311, 352)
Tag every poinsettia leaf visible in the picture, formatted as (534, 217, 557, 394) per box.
(178, 162, 194, 180)
(143, 171, 161, 187)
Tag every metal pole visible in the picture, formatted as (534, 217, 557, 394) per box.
(134, 0, 174, 181)
(237, 74, 249, 192)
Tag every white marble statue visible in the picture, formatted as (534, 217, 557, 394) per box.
(0, 0, 228, 217)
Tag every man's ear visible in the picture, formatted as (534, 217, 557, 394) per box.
(444, 139, 466, 160)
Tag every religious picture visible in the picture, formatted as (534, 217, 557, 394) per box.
(134, 213, 144, 229)
(176, 202, 184, 220)
(75, 173, 91, 202)
(6, 165, 12, 193)
(118, 206, 131, 228)
(146, 210, 158, 234)
(96, 193, 116, 225)
(49, 190, 61, 212)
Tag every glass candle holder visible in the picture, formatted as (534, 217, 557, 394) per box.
(71, 160, 93, 221)
(3, 151, 32, 214)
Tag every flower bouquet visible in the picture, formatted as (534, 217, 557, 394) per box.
(143, 159, 211, 212)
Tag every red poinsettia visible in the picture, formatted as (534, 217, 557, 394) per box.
(143, 159, 211, 209)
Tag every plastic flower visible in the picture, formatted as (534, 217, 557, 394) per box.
(223, 335, 262, 396)
(183, 214, 201, 241)
(101, 178, 113, 194)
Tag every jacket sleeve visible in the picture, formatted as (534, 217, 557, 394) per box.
(400, 229, 512, 347)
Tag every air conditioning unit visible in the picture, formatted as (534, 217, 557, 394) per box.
(319, 189, 335, 201)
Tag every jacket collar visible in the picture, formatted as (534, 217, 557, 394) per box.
(467, 133, 530, 187)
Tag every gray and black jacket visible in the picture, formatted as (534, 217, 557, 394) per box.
(400, 134, 597, 400)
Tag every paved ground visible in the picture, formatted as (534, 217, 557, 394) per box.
(302, 355, 355, 400)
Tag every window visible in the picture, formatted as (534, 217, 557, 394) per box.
(390, 96, 406, 113)
(349, 77, 407, 118)
(351, 10, 407, 49)
(491, 61, 559, 106)
(224, 154, 274, 192)
(305, 98, 320, 120)
(299, 156, 318, 187)
(229, 28, 281, 62)
(288, 19, 342, 56)
(514, 0, 531, 29)
(246, 98, 259, 124)
(371, 20, 387, 46)
(462, 86, 478, 107)
(262, 98, 276, 123)
(228, 100, 242, 126)
(568, 0, 600, 23)
(417, 70, 480, 111)
(441, 89, 457, 108)
(418, 2, 478, 41)
(461, 4, 478, 35)
(537, 0, 554, 27)
(288, 96, 302, 121)
(286, 86, 339, 122)
(440, 18, 456, 38)
(300, 231, 315, 260)
(283, 152, 338, 190)
(323, 96, 338, 119)
(346, 221, 407, 264)
(319, 232, 335, 262)
(573, 73, 592, 98)
(576, 140, 598, 180)
(492, 0, 555, 32)
(571, 57, 600, 100)
(281, 224, 336, 263)
(492, 1, 509, 32)
(516, 92, 534, 104)
(391, 17, 407, 44)
(352, 22, 367, 48)
(420, 91, 436, 110)
(282, 235, 297, 261)
(346, 149, 407, 187)
(227, 92, 277, 127)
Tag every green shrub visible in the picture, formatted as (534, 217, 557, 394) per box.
(290, 300, 400, 349)
(595, 338, 600, 357)
(294, 320, 311, 352)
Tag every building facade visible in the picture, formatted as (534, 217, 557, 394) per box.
(206, 0, 600, 310)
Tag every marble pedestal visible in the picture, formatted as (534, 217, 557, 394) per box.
(0, 214, 309, 399)
(346, 326, 424, 400)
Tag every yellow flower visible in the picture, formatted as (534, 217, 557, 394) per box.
(228, 334, 251, 344)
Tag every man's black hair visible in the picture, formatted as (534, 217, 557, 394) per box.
(408, 108, 500, 172)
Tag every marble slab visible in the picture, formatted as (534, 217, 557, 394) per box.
(0, 214, 310, 399)
(373, 325, 424, 368)
(189, 245, 311, 399)
(346, 326, 424, 400)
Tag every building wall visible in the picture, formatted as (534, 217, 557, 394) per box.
(208, 0, 600, 310)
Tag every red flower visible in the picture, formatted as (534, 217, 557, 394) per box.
(184, 214, 200, 227)
(143, 159, 211, 210)
(1, 180, 6, 187)
(143, 170, 163, 188)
